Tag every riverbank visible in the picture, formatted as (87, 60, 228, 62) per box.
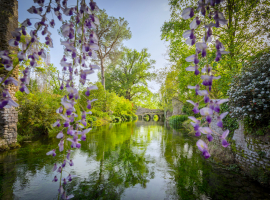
(170, 117, 270, 188)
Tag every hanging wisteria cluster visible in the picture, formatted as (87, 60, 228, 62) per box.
(0, 0, 100, 199)
(182, 0, 231, 159)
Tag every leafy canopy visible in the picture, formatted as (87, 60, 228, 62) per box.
(104, 47, 156, 103)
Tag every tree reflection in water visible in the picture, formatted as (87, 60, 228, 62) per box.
(0, 122, 269, 200)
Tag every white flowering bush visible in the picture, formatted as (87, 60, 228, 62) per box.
(228, 52, 270, 121)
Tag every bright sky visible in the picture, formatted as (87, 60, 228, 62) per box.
(18, 0, 171, 92)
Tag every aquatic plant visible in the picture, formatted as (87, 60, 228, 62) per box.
(0, 0, 100, 198)
(182, 0, 231, 158)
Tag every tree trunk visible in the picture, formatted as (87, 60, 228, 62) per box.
(126, 90, 131, 101)
(100, 58, 105, 89)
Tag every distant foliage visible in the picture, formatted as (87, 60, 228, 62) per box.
(228, 52, 270, 122)
(79, 82, 136, 122)
(169, 115, 188, 129)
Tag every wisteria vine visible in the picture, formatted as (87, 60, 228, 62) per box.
(182, 0, 231, 159)
(0, 0, 100, 199)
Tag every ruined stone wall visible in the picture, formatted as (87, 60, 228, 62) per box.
(209, 115, 235, 164)
(172, 98, 183, 116)
(209, 116, 270, 171)
(0, 0, 19, 150)
(232, 122, 270, 170)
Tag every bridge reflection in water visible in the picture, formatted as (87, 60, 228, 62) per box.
(136, 107, 165, 122)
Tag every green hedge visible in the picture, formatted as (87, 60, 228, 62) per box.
(132, 115, 138, 121)
(124, 115, 132, 122)
(169, 115, 188, 129)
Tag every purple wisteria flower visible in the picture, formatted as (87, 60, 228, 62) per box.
(200, 107, 213, 123)
(213, 99, 229, 113)
(189, 116, 201, 136)
(196, 42, 208, 57)
(182, 7, 194, 19)
(58, 140, 64, 152)
(201, 65, 212, 74)
(217, 112, 228, 127)
(52, 119, 61, 127)
(182, 0, 230, 160)
(87, 99, 98, 109)
(220, 130, 230, 147)
(61, 191, 74, 200)
(15, 1, 102, 198)
(66, 174, 77, 182)
(62, 160, 66, 168)
(85, 85, 98, 96)
(188, 84, 200, 95)
(52, 176, 58, 182)
(215, 40, 230, 61)
(69, 160, 74, 166)
(186, 54, 199, 64)
(53, 163, 57, 172)
(190, 17, 201, 29)
(186, 100, 199, 114)
(196, 139, 210, 159)
(56, 131, 64, 139)
(197, 90, 209, 103)
(198, 127, 213, 142)
(0, 89, 19, 109)
(46, 149, 56, 157)
(186, 65, 200, 76)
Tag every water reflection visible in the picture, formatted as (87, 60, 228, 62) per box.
(0, 122, 269, 200)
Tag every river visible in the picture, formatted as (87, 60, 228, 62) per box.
(0, 121, 269, 200)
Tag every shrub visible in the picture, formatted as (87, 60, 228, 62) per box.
(228, 52, 270, 122)
(169, 115, 188, 129)
(16, 90, 62, 137)
(132, 115, 138, 121)
(123, 115, 132, 122)
(249, 166, 270, 187)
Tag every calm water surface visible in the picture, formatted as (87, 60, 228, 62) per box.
(0, 121, 269, 200)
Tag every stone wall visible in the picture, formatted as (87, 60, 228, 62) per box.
(172, 98, 183, 116)
(209, 116, 270, 171)
(166, 110, 172, 119)
(209, 116, 235, 164)
(232, 122, 270, 170)
(0, 0, 19, 150)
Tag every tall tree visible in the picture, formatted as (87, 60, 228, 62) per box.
(104, 47, 156, 102)
(95, 10, 132, 89)
(59, 9, 131, 89)
(161, 0, 270, 100)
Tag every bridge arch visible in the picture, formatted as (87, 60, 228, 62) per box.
(143, 114, 151, 121)
(136, 107, 164, 122)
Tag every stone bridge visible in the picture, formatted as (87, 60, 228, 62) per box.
(136, 107, 164, 121)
